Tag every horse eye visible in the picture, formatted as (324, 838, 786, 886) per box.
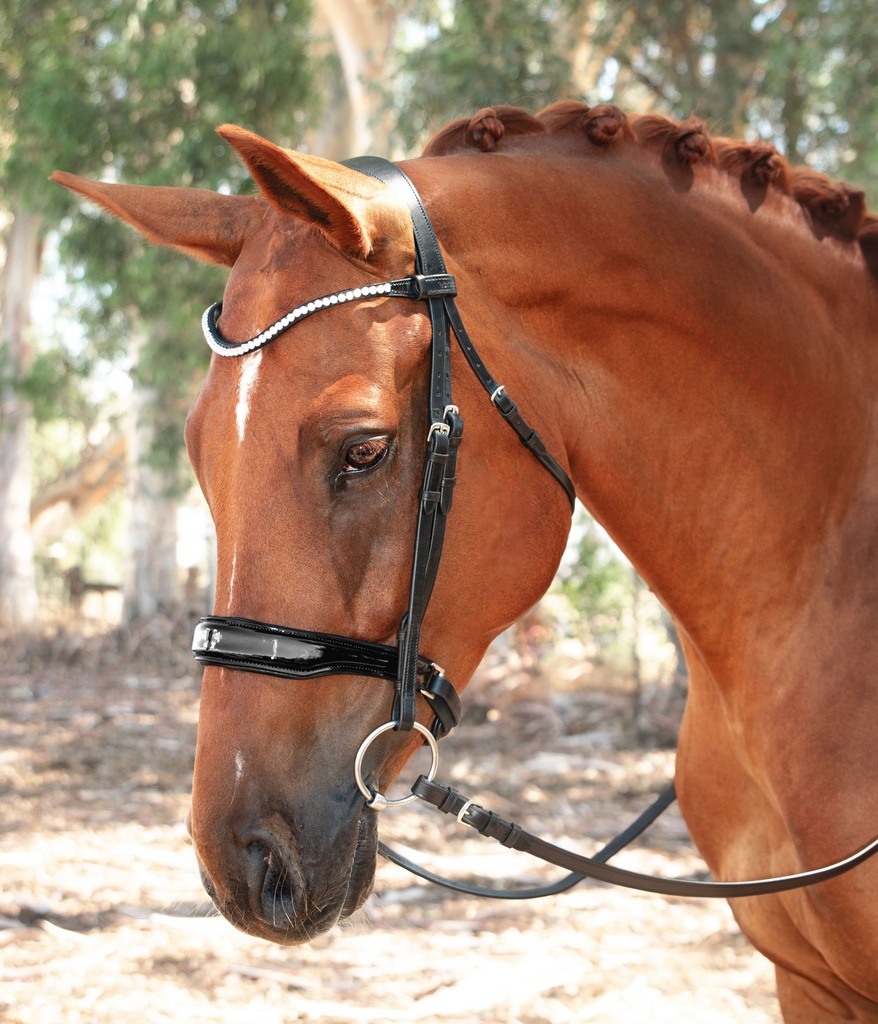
(342, 437, 389, 474)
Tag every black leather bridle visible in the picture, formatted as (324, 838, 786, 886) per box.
(191, 157, 878, 900)
(193, 157, 575, 746)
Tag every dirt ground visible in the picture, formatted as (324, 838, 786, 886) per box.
(0, 621, 782, 1024)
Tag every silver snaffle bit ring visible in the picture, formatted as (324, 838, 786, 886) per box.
(354, 721, 440, 811)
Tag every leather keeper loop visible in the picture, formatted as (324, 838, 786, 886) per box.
(478, 811, 517, 845)
(406, 273, 458, 299)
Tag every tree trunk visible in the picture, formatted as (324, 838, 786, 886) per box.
(0, 208, 41, 628)
(123, 333, 178, 622)
(310, 0, 395, 158)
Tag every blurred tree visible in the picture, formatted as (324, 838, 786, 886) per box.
(310, 0, 396, 156)
(1, 0, 320, 622)
(387, 0, 878, 192)
(387, 0, 578, 150)
(0, 1, 116, 627)
(54, 0, 321, 620)
(0, 209, 41, 627)
(588, 0, 878, 186)
(753, 0, 878, 191)
(587, 0, 766, 133)
(556, 516, 632, 643)
(7, 0, 878, 631)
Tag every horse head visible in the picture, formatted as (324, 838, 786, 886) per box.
(53, 127, 573, 942)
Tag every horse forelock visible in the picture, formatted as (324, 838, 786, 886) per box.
(421, 100, 877, 280)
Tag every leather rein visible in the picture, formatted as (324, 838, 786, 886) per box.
(191, 157, 878, 901)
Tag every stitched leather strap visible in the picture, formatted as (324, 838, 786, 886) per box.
(442, 298, 577, 508)
(346, 157, 463, 732)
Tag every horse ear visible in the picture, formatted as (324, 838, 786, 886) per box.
(49, 171, 261, 267)
(216, 124, 412, 260)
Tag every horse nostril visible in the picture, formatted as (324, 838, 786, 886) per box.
(246, 838, 301, 929)
(244, 835, 272, 876)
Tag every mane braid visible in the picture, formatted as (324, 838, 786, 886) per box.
(714, 138, 792, 191)
(537, 101, 635, 146)
(790, 167, 867, 242)
(421, 101, 877, 283)
(630, 114, 717, 167)
(423, 105, 545, 157)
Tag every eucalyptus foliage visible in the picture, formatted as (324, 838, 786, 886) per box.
(3, 0, 320, 486)
(589, 0, 878, 186)
(388, 0, 578, 148)
(388, 0, 878, 194)
(5, 0, 878, 623)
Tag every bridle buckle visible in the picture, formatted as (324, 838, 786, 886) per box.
(427, 405, 460, 442)
(427, 421, 451, 441)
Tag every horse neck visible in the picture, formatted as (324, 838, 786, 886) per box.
(422, 152, 878, 683)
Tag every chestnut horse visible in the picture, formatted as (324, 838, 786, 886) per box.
(54, 102, 878, 1021)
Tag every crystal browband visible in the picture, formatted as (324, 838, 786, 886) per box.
(201, 273, 458, 357)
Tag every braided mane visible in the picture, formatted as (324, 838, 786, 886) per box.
(423, 101, 878, 279)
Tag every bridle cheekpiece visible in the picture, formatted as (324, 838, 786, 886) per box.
(191, 157, 575, 807)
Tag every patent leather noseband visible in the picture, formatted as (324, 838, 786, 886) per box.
(192, 157, 575, 740)
(192, 615, 462, 738)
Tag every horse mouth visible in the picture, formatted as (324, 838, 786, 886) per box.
(195, 808, 378, 945)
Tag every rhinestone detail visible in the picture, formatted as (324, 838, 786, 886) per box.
(202, 281, 396, 357)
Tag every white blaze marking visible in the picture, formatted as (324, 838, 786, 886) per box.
(235, 350, 263, 443)
(227, 546, 237, 610)
(235, 750, 245, 783)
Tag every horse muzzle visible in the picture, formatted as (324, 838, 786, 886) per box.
(186, 618, 459, 943)
(189, 789, 378, 944)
